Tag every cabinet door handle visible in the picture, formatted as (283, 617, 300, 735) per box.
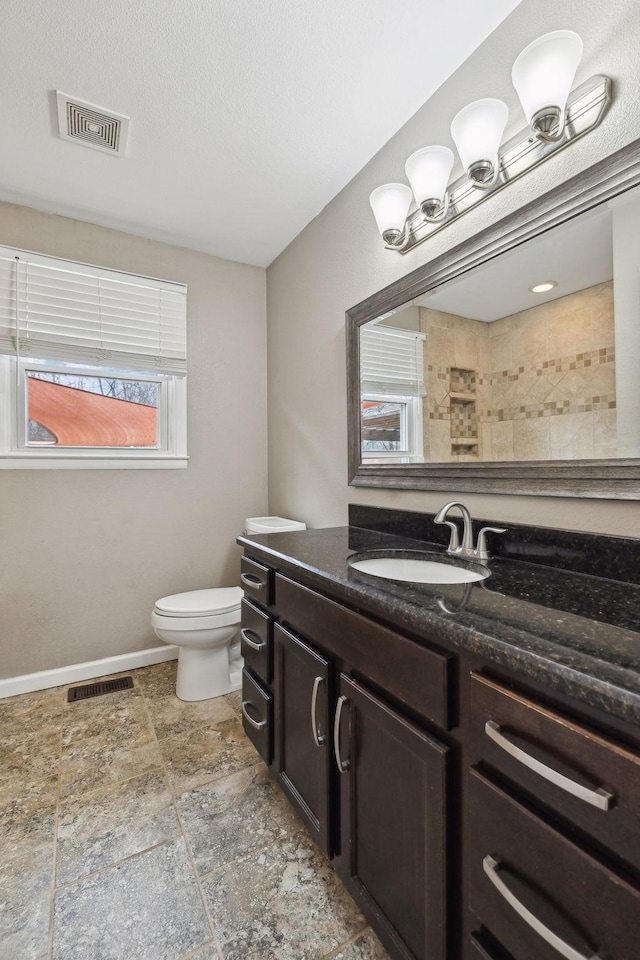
(485, 721, 614, 811)
(311, 676, 326, 747)
(241, 573, 264, 590)
(334, 695, 350, 772)
(482, 855, 601, 960)
(241, 700, 267, 731)
(240, 628, 266, 652)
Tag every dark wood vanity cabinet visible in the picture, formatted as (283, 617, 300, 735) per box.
(239, 551, 640, 960)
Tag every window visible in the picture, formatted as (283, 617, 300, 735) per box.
(360, 323, 425, 460)
(0, 247, 187, 468)
(361, 395, 416, 454)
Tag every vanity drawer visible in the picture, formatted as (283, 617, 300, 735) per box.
(468, 769, 640, 960)
(469, 672, 640, 869)
(240, 598, 272, 684)
(240, 556, 273, 608)
(276, 573, 451, 729)
(241, 668, 272, 764)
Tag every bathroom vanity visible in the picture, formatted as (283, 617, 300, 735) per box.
(237, 507, 640, 960)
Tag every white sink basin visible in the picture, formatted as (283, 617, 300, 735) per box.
(349, 556, 489, 584)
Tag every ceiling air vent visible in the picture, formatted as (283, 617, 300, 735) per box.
(55, 91, 130, 156)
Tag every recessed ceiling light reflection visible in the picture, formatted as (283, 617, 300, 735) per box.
(529, 281, 558, 294)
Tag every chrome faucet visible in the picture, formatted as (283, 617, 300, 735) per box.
(434, 501, 506, 561)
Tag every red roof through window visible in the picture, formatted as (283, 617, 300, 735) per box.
(28, 378, 158, 447)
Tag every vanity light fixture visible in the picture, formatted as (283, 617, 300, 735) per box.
(369, 30, 611, 254)
(529, 280, 557, 293)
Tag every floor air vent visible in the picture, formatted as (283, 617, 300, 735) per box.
(55, 91, 130, 156)
(67, 676, 134, 702)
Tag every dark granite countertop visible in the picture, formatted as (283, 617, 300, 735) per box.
(237, 524, 640, 728)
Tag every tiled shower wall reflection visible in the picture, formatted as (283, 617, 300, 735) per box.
(421, 281, 615, 462)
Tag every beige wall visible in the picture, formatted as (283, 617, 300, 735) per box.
(266, 0, 640, 536)
(0, 202, 267, 679)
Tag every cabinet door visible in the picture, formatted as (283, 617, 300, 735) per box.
(334, 674, 448, 960)
(274, 623, 332, 854)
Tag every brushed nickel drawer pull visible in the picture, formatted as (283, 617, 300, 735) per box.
(311, 676, 326, 747)
(241, 628, 266, 652)
(241, 700, 267, 731)
(334, 695, 350, 772)
(483, 856, 601, 960)
(485, 721, 614, 811)
(241, 573, 264, 590)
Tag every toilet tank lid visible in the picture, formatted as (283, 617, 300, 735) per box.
(155, 587, 243, 617)
(245, 516, 306, 533)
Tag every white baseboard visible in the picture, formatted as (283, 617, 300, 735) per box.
(0, 645, 178, 700)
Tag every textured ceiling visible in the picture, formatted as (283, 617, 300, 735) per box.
(0, 0, 523, 267)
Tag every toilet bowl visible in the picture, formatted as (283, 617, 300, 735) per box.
(151, 587, 242, 702)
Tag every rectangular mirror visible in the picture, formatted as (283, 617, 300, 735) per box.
(347, 139, 640, 498)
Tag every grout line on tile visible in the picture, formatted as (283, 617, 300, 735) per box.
(138, 681, 225, 960)
(319, 925, 374, 960)
(53, 835, 181, 892)
(179, 941, 220, 959)
(150, 707, 244, 744)
(56, 759, 166, 805)
(155, 757, 256, 795)
(171, 757, 265, 809)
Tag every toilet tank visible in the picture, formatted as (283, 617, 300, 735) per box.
(244, 516, 306, 534)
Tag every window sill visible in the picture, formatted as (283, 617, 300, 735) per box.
(0, 454, 189, 470)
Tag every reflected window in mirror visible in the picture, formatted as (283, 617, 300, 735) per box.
(360, 319, 425, 461)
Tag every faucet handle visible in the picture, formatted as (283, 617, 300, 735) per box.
(436, 519, 460, 553)
(475, 527, 506, 560)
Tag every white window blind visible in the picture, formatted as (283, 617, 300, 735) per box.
(360, 323, 426, 396)
(0, 248, 187, 375)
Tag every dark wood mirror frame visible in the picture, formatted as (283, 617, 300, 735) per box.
(347, 137, 640, 499)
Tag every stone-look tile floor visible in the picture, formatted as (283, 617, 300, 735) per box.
(0, 661, 389, 960)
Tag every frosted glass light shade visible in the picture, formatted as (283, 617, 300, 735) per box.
(405, 146, 454, 207)
(369, 183, 412, 238)
(450, 99, 508, 174)
(512, 30, 583, 123)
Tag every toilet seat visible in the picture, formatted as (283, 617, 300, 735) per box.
(154, 587, 242, 618)
(151, 608, 240, 632)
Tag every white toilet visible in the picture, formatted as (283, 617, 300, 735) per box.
(152, 517, 306, 702)
(151, 586, 243, 701)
